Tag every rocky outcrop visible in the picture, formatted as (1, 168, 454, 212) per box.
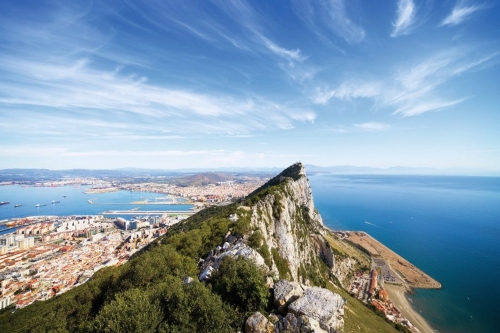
(246, 312, 275, 333)
(248, 163, 327, 282)
(273, 280, 304, 312)
(201, 163, 347, 332)
(199, 234, 266, 281)
(250, 280, 347, 333)
(288, 287, 346, 332)
(331, 256, 358, 288)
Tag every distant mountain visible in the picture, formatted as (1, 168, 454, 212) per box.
(1, 165, 498, 183)
(167, 172, 237, 187)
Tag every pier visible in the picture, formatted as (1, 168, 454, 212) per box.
(100, 210, 196, 216)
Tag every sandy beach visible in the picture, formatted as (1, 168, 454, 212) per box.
(342, 230, 439, 332)
(385, 284, 435, 333)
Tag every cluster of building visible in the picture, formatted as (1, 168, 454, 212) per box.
(120, 180, 265, 204)
(349, 268, 415, 331)
(0, 213, 184, 310)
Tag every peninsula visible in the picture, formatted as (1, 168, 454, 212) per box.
(0, 163, 441, 333)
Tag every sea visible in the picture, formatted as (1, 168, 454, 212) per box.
(309, 174, 500, 333)
(1, 176, 499, 332)
(0, 185, 193, 235)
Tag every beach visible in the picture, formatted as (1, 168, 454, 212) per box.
(343, 230, 439, 332)
(385, 284, 435, 333)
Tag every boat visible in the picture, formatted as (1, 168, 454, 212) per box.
(51, 200, 60, 204)
(14, 204, 22, 208)
(0, 201, 9, 206)
(63, 195, 67, 198)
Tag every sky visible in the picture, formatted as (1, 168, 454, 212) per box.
(0, 0, 499, 171)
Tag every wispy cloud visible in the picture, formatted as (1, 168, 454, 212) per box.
(313, 47, 499, 116)
(291, 0, 365, 44)
(354, 122, 391, 131)
(440, 1, 485, 27)
(259, 35, 306, 62)
(313, 81, 381, 104)
(391, 0, 417, 37)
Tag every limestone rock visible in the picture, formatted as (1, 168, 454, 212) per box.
(274, 280, 304, 312)
(274, 312, 326, 333)
(288, 287, 346, 333)
(245, 312, 274, 333)
(199, 239, 267, 280)
(248, 163, 326, 281)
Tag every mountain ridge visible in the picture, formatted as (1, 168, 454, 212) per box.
(0, 163, 405, 333)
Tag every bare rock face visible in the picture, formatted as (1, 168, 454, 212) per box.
(249, 163, 326, 281)
(274, 312, 326, 333)
(245, 312, 275, 333)
(288, 287, 346, 333)
(274, 280, 304, 312)
(199, 238, 266, 281)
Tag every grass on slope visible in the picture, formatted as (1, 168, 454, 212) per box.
(326, 281, 400, 333)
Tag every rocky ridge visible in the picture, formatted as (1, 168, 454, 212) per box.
(198, 163, 348, 332)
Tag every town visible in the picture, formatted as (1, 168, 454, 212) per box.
(0, 175, 268, 311)
(0, 213, 189, 310)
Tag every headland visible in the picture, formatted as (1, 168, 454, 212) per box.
(346, 231, 441, 289)
(338, 230, 440, 333)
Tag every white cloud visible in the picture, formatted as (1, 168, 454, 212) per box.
(391, 0, 417, 37)
(393, 98, 468, 116)
(313, 81, 381, 104)
(292, 0, 365, 44)
(313, 47, 499, 116)
(0, 56, 315, 134)
(259, 35, 306, 62)
(441, 2, 485, 27)
(354, 122, 391, 131)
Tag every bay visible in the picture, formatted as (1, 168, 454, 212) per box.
(309, 174, 500, 333)
(0, 185, 193, 233)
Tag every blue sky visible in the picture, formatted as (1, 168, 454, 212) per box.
(0, 0, 499, 171)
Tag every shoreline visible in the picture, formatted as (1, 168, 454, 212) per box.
(384, 284, 435, 333)
(329, 228, 438, 333)
(346, 231, 441, 289)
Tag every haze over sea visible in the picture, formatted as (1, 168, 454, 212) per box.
(309, 174, 500, 333)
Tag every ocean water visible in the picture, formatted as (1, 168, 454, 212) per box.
(0, 185, 192, 233)
(309, 174, 500, 333)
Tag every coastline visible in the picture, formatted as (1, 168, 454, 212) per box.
(330, 228, 438, 333)
(384, 284, 435, 333)
(346, 231, 441, 289)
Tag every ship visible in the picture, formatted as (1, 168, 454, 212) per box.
(52, 200, 60, 204)
(14, 204, 22, 208)
(0, 201, 10, 206)
(35, 204, 47, 207)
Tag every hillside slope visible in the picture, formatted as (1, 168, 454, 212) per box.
(0, 163, 401, 333)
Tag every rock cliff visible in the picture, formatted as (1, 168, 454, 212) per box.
(245, 163, 332, 283)
(199, 163, 348, 332)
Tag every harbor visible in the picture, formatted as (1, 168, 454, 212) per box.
(101, 210, 196, 216)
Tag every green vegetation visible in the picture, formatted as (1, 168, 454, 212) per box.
(271, 248, 292, 280)
(0, 198, 260, 333)
(0, 163, 400, 333)
(210, 256, 270, 317)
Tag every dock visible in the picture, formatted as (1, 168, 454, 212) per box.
(100, 210, 196, 216)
